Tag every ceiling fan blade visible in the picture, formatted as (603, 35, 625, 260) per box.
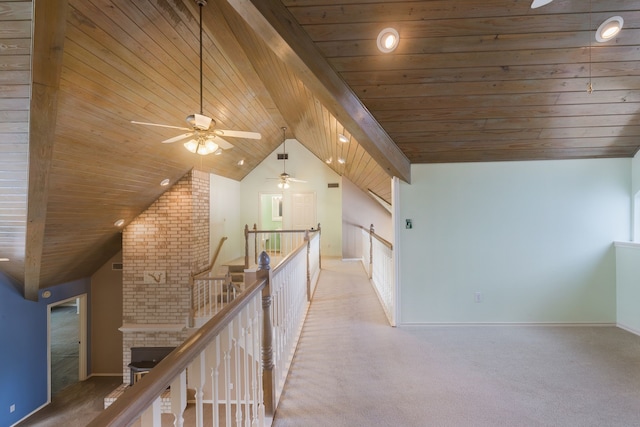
(210, 135, 234, 150)
(289, 178, 307, 183)
(214, 129, 262, 140)
(162, 132, 194, 143)
(531, 0, 553, 8)
(193, 113, 212, 130)
(131, 120, 191, 131)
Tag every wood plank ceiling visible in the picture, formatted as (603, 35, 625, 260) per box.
(1, 0, 639, 297)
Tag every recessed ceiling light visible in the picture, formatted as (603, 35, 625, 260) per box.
(325, 157, 333, 164)
(377, 27, 399, 53)
(114, 219, 125, 227)
(596, 16, 623, 42)
(160, 178, 170, 187)
(338, 133, 349, 143)
(237, 159, 245, 166)
(338, 157, 346, 165)
(0, 258, 9, 262)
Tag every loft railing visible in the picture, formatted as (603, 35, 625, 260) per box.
(189, 237, 237, 328)
(245, 223, 321, 269)
(88, 231, 321, 427)
(361, 224, 395, 326)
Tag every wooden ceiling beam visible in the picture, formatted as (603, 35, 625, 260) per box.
(25, 0, 69, 300)
(223, 0, 411, 183)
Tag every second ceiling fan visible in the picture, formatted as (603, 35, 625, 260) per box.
(131, 0, 261, 155)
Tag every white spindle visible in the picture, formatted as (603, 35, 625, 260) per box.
(188, 353, 206, 427)
(140, 397, 161, 427)
(171, 370, 187, 427)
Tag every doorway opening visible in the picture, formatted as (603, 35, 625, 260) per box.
(48, 294, 87, 399)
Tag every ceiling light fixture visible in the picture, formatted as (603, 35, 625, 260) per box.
(183, 137, 218, 155)
(0, 258, 9, 262)
(237, 159, 245, 166)
(530, 0, 553, 8)
(338, 157, 346, 165)
(160, 178, 170, 186)
(114, 219, 125, 227)
(596, 16, 623, 42)
(325, 157, 332, 164)
(338, 133, 350, 143)
(377, 28, 399, 53)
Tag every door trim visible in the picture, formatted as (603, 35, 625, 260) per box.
(47, 294, 88, 400)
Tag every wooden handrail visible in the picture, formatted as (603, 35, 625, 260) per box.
(193, 237, 227, 278)
(359, 224, 392, 250)
(271, 230, 320, 277)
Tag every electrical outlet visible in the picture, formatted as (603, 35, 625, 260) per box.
(474, 292, 483, 303)
(10, 404, 15, 413)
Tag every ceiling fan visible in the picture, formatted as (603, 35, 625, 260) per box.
(531, 0, 553, 8)
(271, 127, 306, 189)
(131, 0, 261, 155)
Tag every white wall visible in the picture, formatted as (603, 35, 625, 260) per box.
(342, 176, 392, 259)
(240, 139, 343, 257)
(210, 174, 243, 267)
(398, 159, 631, 324)
(632, 151, 640, 242)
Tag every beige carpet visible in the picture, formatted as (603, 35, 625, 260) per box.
(272, 258, 640, 427)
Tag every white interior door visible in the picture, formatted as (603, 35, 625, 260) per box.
(292, 192, 316, 229)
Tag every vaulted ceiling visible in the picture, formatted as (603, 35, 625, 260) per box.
(1, 0, 638, 299)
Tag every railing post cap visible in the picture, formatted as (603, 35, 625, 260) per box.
(258, 251, 271, 270)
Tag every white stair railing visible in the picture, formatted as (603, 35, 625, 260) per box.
(245, 224, 321, 269)
(90, 231, 322, 427)
(361, 225, 395, 326)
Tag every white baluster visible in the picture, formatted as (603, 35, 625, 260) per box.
(171, 370, 187, 427)
(140, 397, 162, 427)
(223, 323, 232, 427)
(205, 335, 221, 427)
(188, 352, 206, 427)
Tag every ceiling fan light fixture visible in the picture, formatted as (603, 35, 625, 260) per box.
(278, 181, 290, 190)
(204, 139, 219, 153)
(530, 0, 553, 9)
(377, 28, 399, 53)
(184, 139, 199, 153)
(596, 16, 623, 42)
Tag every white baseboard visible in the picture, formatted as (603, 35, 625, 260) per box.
(10, 402, 48, 427)
(617, 323, 640, 337)
(398, 322, 617, 328)
(88, 373, 123, 378)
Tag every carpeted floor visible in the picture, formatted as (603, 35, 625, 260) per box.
(272, 259, 640, 427)
(18, 259, 640, 426)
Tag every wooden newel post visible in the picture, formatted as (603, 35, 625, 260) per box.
(317, 223, 322, 270)
(244, 224, 249, 269)
(369, 224, 374, 279)
(305, 230, 311, 301)
(258, 251, 276, 417)
(253, 223, 258, 265)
